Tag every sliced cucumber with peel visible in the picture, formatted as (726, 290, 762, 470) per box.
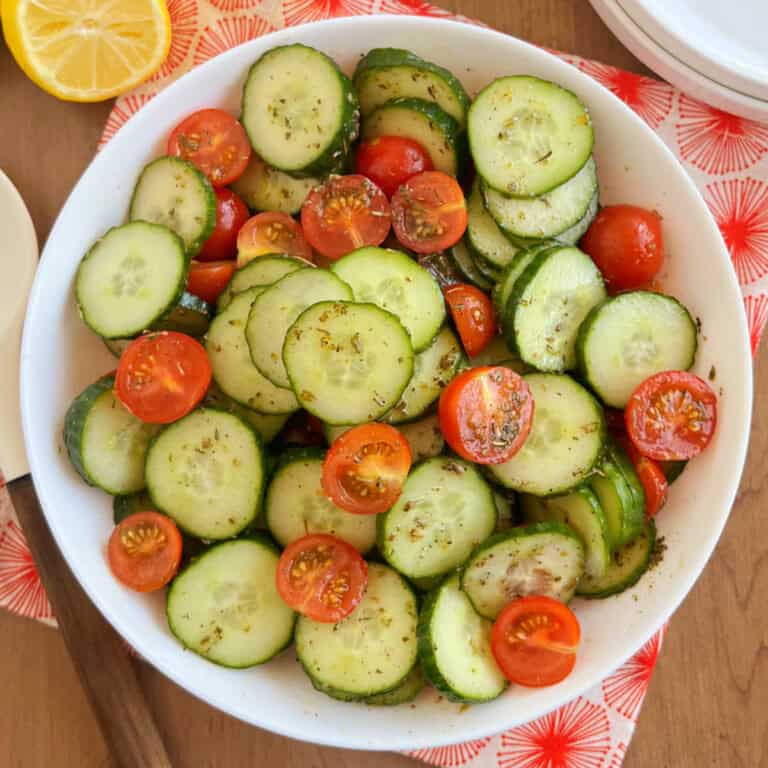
(231, 153, 319, 214)
(218, 255, 308, 311)
(492, 243, 555, 318)
(152, 291, 212, 336)
(449, 240, 494, 291)
(465, 179, 520, 270)
(364, 664, 426, 705)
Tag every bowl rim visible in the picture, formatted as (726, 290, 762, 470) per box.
(20, 14, 753, 750)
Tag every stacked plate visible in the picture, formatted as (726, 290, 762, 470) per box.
(589, 0, 768, 122)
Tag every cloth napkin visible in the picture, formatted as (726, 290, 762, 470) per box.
(3, 1, 768, 765)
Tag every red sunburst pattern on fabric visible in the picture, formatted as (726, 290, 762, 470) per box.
(607, 742, 627, 768)
(744, 295, 768, 355)
(602, 631, 662, 721)
(153, 0, 198, 80)
(282, 0, 375, 25)
(497, 697, 611, 768)
(379, 0, 454, 16)
(98, 93, 154, 149)
(578, 61, 673, 129)
(704, 178, 768, 285)
(0, 520, 53, 620)
(407, 737, 493, 767)
(207, 0, 261, 10)
(676, 94, 768, 175)
(193, 15, 276, 65)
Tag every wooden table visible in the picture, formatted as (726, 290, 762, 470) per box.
(2, 1, 766, 765)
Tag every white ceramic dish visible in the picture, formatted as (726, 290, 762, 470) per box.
(20, 16, 752, 751)
(589, 0, 768, 122)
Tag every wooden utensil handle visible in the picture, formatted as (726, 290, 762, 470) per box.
(8, 477, 173, 768)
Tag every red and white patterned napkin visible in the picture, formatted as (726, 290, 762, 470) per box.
(3, 1, 768, 765)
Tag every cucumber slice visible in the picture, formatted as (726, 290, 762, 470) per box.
(521, 487, 611, 581)
(492, 244, 556, 318)
(417, 250, 464, 290)
(378, 457, 496, 580)
(103, 337, 134, 359)
(113, 491, 152, 524)
(467, 334, 514, 367)
(202, 381, 289, 444)
(246, 268, 353, 388)
(487, 373, 605, 495)
(76, 222, 187, 339)
(578, 520, 656, 598)
(145, 408, 265, 539)
(505, 245, 606, 372)
(265, 448, 376, 553)
(242, 44, 359, 177)
(460, 522, 585, 618)
(331, 247, 445, 352)
(283, 301, 414, 425)
(152, 291, 212, 336)
(418, 574, 508, 703)
(466, 179, 520, 270)
(296, 563, 418, 699)
(494, 490, 516, 531)
(167, 537, 295, 668)
(449, 240, 494, 291)
(469, 249, 503, 283)
(385, 326, 463, 424)
(362, 98, 461, 176)
(364, 664, 426, 706)
(557, 191, 598, 245)
(577, 290, 698, 407)
(482, 157, 598, 241)
(230, 153, 319, 214)
(63, 375, 159, 494)
(354, 48, 470, 126)
(129, 156, 215, 256)
(469, 75, 594, 196)
(206, 289, 300, 414)
(218, 254, 308, 311)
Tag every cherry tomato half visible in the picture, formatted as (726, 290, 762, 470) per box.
(197, 188, 249, 262)
(581, 205, 664, 292)
(108, 512, 183, 592)
(116, 332, 211, 424)
(300, 175, 391, 260)
(438, 366, 534, 465)
(236, 211, 313, 266)
(276, 533, 368, 622)
(322, 423, 412, 515)
(391, 171, 467, 253)
(491, 596, 581, 688)
(619, 436, 668, 518)
(444, 283, 497, 357)
(186, 260, 236, 304)
(167, 108, 251, 187)
(625, 371, 717, 461)
(355, 136, 433, 198)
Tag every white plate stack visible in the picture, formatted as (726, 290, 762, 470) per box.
(589, 0, 768, 122)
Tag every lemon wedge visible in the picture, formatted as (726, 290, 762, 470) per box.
(1, 0, 171, 102)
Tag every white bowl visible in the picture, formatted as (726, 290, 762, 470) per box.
(20, 15, 752, 751)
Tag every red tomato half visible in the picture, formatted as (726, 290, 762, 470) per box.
(625, 371, 717, 461)
(355, 136, 433, 198)
(276, 534, 368, 622)
(108, 512, 183, 592)
(322, 423, 412, 515)
(167, 109, 251, 187)
(581, 205, 664, 292)
(391, 171, 467, 253)
(300, 175, 391, 260)
(438, 366, 534, 465)
(186, 260, 236, 304)
(197, 188, 249, 261)
(444, 283, 497, 357)
(116, 332, 211, 424)
(491, 596, 581, 688)
(236, 211, 313, 266)
(619, 437, 668, 518)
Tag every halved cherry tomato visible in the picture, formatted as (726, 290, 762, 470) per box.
(197, 188, 249, 262)
(236, 211, 313, 266)
(619, 437, 668, 518)
(108, 512, 183, 592)
(322, 423, 412, 515)
(491, 596, 580, 688)
(391, 171, 467, 253)
(116, 332, 211, 424)
(167, 108, 251, 186)
(355, 136, 433, 198)
(626, 371, 717, 461)
(186, 260, 236, 304)
(438, 366, 534, 465)
(276, 533, 368, 622)
(300, 174, 391, 260)
(581, 205, 663, 292)
(444, 283, 497, 357)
